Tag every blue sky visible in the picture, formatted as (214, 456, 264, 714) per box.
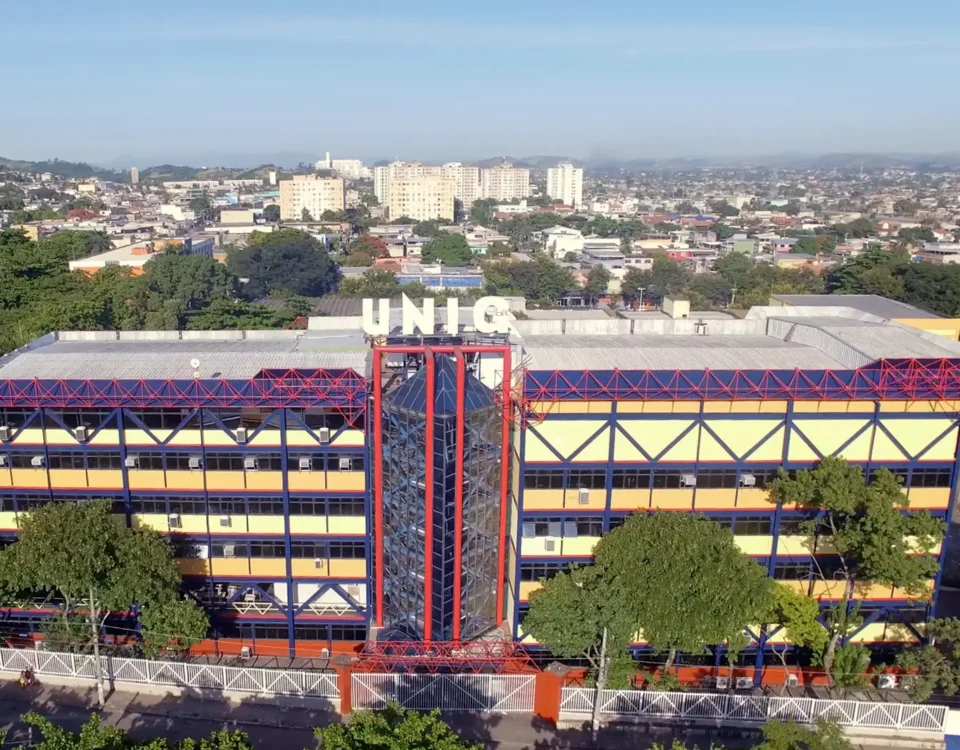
(2, 0, 958, 166)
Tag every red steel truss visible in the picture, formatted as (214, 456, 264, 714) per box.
(354, 639, 538, 674)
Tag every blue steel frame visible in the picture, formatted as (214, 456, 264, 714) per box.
(514, 361, 960, 682)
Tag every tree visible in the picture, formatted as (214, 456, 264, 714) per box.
(756, 718, 852, 750)
(262, 204, 280, 222)
(470, 198, 498, 227)
(714, 251, 753, 293)
(595, 512, 772, 672)
(413, 220, 448, 237)
(794, 237, 819, 255)
(767, 457, 943, 681)
(482, 256, 576, 305)
(688, 274, 733, 309)
(709, 201, 740, 217)
(826, 246, 909, 294)
(188, 194, 212, 217)
(185, 299, 293, 330)
(583, 265, 611, 303)
(898, 226, 936, 245)
(421, 233, 473, 266)
(315, 703, 480, 750)
(522, 566, 636, 734)
(343, 234, 388, 266)
(227, 229, 339, 298)
(832, 218, 877, 239)
(763, 584, 828, 685)
(337, 269, 402, 298)
(485, 241, 513, 258)
(0, 501, 209, 705)
(301, 207, 314, 222)
(896, 617, 960, 702)
(360, 192, 379, 207)
(563, 251, 579, 263)
(620, 256, 690, 306)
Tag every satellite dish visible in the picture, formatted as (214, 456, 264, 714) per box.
(190, 358, 201, 370)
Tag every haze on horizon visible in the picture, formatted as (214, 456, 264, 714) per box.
(2, 0, 959, 167)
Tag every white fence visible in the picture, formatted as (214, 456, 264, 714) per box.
(352, 673, 535, 713)
(0, 647, 339, 700)
(560, 688, 947, 732)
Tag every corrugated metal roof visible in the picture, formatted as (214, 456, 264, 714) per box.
(772, 294, 939, 319)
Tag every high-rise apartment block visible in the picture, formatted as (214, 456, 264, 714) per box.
(547, 162, 584, 208)
(387, 176, 456, 222)
(480, 164, 531, 202)
(279, 175, 345, 221)
(129, 167, 139, 185)
(441, 163, 480, 206)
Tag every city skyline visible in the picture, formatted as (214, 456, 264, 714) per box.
(2, 0, 959, 164)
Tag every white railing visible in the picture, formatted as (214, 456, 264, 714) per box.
(560, 688, 948, 732)
(0, 647, 339, 700)
(353, 673, 535, 713)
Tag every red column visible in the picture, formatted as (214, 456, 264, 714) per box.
(372, 348, 384, 628)
(534, 670, 563, 724)
(335, 663, 353, 714)
(495, 345, 512, 620)
(423, 349, 435, 643)
(452, 349, 465, 642)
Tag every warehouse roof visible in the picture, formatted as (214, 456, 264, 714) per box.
(770, 294, 940, 320)
(0, 331, 368, 379)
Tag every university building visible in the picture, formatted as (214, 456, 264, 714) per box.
(0, 298, 958, 668)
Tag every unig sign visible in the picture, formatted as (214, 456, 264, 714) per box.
(362, 295, 511, 336)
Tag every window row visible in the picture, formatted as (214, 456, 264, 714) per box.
(176, 540, 366, 559)
(214, 622, 367, 641)
(127, 452, 364, 472)
(521, 517, 604, 538)
(131, 497, 365, 516)
(524, 468, 780, 490)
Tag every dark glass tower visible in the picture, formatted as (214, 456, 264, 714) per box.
(380, 354, 502, 641)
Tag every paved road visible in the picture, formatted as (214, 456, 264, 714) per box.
(0, 680, 768, 749)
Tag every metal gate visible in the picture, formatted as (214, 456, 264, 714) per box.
(352, 673, 535, 712)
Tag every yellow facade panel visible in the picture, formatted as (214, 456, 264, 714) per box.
(882, 419, 956, 460)
(703, 402, 734, 414)
(131, 514, 169, 532)
(245, 472, 283, 492)
(735, 488, 773, 509)
(650, 489, 693, 510)
(211, 558, 254, 577)
(11, 469, 48, 489)
(128, 470, 166, 490)
(0, 470, 12, 488)
(248, 559, 287, 577)
(178, 515, 209, 534)
(88, 429, 120, 446)
(0, 511, 18, 530)
(564, 488, 605, 510)
(569, 427, 610, 462)
(563, 537, 600, 556)
(247, 516, 286, 535)
(522, 489, 565, 510)
(759, 401, 788, 413)
(523, 429, 560, 462)
(791, 401, 823, 413)
(165, 471, 205, 491)
(86, 469, 123, 489)
(870, 428, 908, 462)
(705, 420, 784, 461)
(776, 535, 816, 556)
(612, 429, 648, 462)
(124, 429, 160, 446)
(166, 430, 203, 447)
(610, 489, 650, 510)
(326, 559, 366, 578)
(614, 402, 646, 414)
(286, 430, 319, 447)
(44, 428, 80, 446)
(697, 429, 735, 462)
(332, 429, 366, 446)
(658, 427, 699, 462)
(530, 420, 607, 461)
(519, 581, 542, 601)
(12, 428, 44, 445)
(291, 516, 328, 534)
(326, 472, 365, 491)
(177, 559, 211, 576)
(588, 402, 612, 414)
(907, 487, 950, 510)
(327, 516, 366, 534)
(48, 469, 87, 489)
(694, 489, 737, 509)
(923, 426, 960, 461)
(288, 472, 326, 492)
(552, 402, 591, 414)
(247, 430, 283, 447)
(204, 472, 245, 491)
(734, 535, 774, 556)
(201, 431, 239, 448)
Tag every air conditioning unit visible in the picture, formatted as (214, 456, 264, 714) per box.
(188, 456, 202, 470)
(739, 473, 757, 487)
(735, 677, 753, 690)
(320, 647, 330, 658)
(219, 515, 231, 528)
(877, 674, 898, 689)
(223, 544, 236, 558)
(167, 513, 181, 529)
(243, 590, 257, 602)
(31, 455, 46, 468)
(714, 676, 730, 690)
(243, 457, 258, 471)
(544, 538, 557, 552)
(785, 673, 799, 688)
(73, 426, 88, 442)
(124, 455, 139, 469)
(239, 646, 252, 659)
(338, 457, 352, 471)
(578, 487, 590, 505)
(0, 425, 12, 441)
(318, 427, 331, 444)
(314, 557, 326, 570)
(235, 427, 247, 443)
(679, 473, 697, 488)
(0, 456, 7, 468)
(298, 457, 312, 471)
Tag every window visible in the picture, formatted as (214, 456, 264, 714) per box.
(524, 470, 564, 490)
(520, 562, 569, 581)
(249, 541, 285, 558)
(0, 408, 38, 428)
(576, 518, 604, 536)
(779, 516, 815, 535)
(773, 561, 811, 580)
(568, 469, 605, 489)
(166, 453, 200, 471)
(14, 494, 50, 510)
(331, 625, 367, 641)
(252, 624, 288, 640)
(127, 410, 193, 430)
(10, 454, 42, 469)
(696, 471, 738, 489)
(329, 541, 365, 559)
(612, 469, 651, 489)
(207, 500, 236, 516)
(291, 541, 325, 558)
(247, 498, 284, 515)
(328, 499, 365, 516)
(47, 452, 85, 469)
(732, 516, 772, 535)
(0, 496, 14, 512)
(128, 452, 163, 470)
(168, 498, 205, 515)
(205, 453, 245, 471)
(652, 471, 687, 489)
(131, 497, 167, 514)
(50, 409, 113, 429)
(329, 454, 364, 472)
(911, 468, 952, 488)
(294, 625, 327, 641)
(86, 452, 122, 470)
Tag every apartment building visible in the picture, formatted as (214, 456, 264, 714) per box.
(373, 161, 437, 205)
(546, 162, 584, 208)
(279, 175, 345, 221)
(387, 176, 456, 222)
(480, 164, 531, 202)
(441, 162, 480, 206)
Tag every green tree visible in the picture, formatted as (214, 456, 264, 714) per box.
(421, 233, 473, 266)
(898, 227, 935, 245)
(360, 192, 379, 207)
(794, 237, 819, 255)
(763, 584, 828, 683)
(896, 617, 960, 702)
(337, 269, 402, 298)
(132, 250, 237, 329)
(620, 256, 690, 306)
(595, 512, 772, 672)
(315, 703, 480, 750)
(583, 265, 611, 303)
(756, 718, 852, 750)
(715, 251, 753, 293)
(485, 241, 513, 258)
(262, 204, 280, 222)
(482, 256, 576, 305)
(826, 246, 909, 294)
(0, 501, 208, 705)
(470, 198, 498, 226)
(343, 234, 388, 266)
(688, 274, 733, 309)
(227, 229, 339, 298)
(185, 299, 293, 330)
(832, 218, 877, 239)
(301, 207, 315, 222)
(522, 565, 636, 733)
(563, 251, 579, 263)
(709, 201, 740, 217)
(413, 220, 449, 237)
(767, 457, 943, 682)
(188, 194, 212, 217)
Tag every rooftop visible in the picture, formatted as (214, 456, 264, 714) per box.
(770, 294, 940, 319)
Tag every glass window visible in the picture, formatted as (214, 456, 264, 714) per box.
(131, 496, 167, 514)
(10, 454, 43, 469)
(331, 625, 367, 641)
(247, 498, 284, 515)
(328, 499, 365, 516)
(47, 452, 85, 469)
(568, 469, 606, 489)
(329, 541, 365, 559)
(576, 518, 604, 536)
(911, 468, 952, 488)
(773, 561, 810, 580)
(168, 498, 204, 515)
(612, 469, 651, 489)
(249, 541, 285, 558)
(523, 470, 564, 489)
(291, 541, 325, 558)
(166, 453, 200, 471)
(205, 453, 244, 471)
(779, 516, 815, 535)
(697, 471, 738, 489)
(128, 452, 163, 470)
(732, 515, 772, 535)
(87, 452, 122, 470)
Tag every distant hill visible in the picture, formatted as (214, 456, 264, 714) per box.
(0, 156, 124, 181)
